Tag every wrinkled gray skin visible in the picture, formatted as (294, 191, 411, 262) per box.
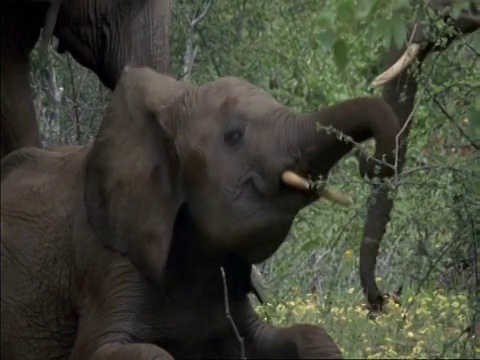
(1, 67, 400, 359)
(1, 0, 170, 159)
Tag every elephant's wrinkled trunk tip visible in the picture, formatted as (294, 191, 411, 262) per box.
(371, 43, 422, 86)
(281, 171, 353, 207)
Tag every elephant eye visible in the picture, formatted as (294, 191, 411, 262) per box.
(224, 128, 244, 147)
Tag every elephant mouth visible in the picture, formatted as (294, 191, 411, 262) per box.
(241, 168, 353, 210)
(280, 170, 353, 207)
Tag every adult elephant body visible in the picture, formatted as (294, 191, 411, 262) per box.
(1, 67, 400, 359)
(0, 0, 170, 159)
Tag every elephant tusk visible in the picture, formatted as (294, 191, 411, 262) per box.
(281, 171, 353, 206)
(281, 171, 312, 190)
(371, 43, 422, 87)
(319, 189, 353, 207)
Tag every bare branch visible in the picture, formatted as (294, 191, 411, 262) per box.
(431, 97, 479, 149)
(66, 55, 81, 144)
(371, 22, 422, 87)
(191, 0, 213, 27)
(371, 43, 423, 86)
(39, 0, 62, 56)
(372, 2, 480, 87)
(182, 0, 213, 79)
(46, 51, 63, 138)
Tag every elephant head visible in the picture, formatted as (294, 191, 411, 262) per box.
(84, 66, 400, 285)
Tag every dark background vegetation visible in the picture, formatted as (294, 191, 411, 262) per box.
(30, 0, 479, 357)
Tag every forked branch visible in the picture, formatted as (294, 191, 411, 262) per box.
(371, 3, 479, 87)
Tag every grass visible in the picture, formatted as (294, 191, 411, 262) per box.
(255, 288, 476, 358)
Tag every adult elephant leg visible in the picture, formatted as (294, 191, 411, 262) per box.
(0, 49, 41, 159)
(1, 4, 46, 159)
(54, 0, 172, 90)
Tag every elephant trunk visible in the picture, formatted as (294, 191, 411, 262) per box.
(303, 97, 399, 181)
(105, 0, 172, 87)
(128, 0, 171, 75)
(282, 97, 400, 302)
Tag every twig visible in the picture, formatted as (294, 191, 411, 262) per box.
(197, 27, 222, 77)
(190, 0, 212, 28)
(66, 54, 81, 144)
(219, 266, 246, 359)
(394, 91, 423, 180)
(464, 41, 480, 58)
(182, 0, 213, 80)
(402, 231, 462, 321)
(43, 47, 63, 140)
(431, 97, 479, 149)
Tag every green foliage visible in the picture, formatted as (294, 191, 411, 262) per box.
(29, 50, 109, 145)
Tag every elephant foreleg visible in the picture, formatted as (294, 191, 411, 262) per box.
(89, 343, 174, 360)
(1, 5, 44, 160)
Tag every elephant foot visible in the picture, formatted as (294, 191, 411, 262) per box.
(90, 343, 174, 360)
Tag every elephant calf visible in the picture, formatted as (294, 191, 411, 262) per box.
(1, 66, 400, 359)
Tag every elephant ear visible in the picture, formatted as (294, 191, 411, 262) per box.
(84, 66, 190, 285)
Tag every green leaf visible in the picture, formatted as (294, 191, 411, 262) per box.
(356, 0, 378, 20)
(451, 1, 470, 19)
(318, 29, 336, 50)
(337, 2, 355, 24)
(466, 107, 480, 138)
(393, 0, 412, 11)
(475, 93, 480, 110)
(333, 38, 349, 71)
(377, 18, 393, 49)
(392, 17, 407, 49)
(470, 32, 480, 52)
(365, 26, 379, 45)
(468, 109, 480, 129)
